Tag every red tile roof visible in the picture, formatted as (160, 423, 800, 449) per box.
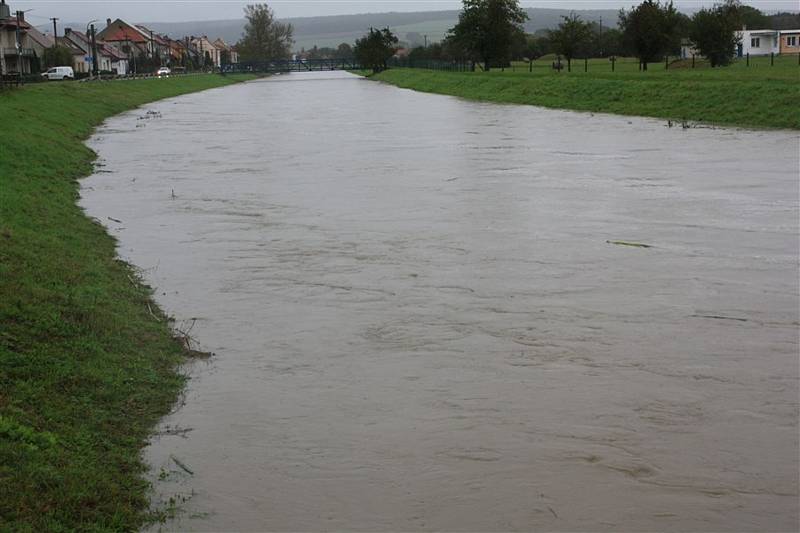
(101, 26, 146, 43)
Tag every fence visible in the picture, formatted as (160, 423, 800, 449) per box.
(388, 52, 799, 74)
(1, 72, 21, 88)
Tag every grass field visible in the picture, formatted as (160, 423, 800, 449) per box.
(368, 55, 800, 129)
(0, 73, 256, 532)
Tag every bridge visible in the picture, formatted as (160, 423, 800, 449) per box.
(222, 58, 363, 74)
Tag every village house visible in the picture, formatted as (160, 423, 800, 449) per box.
(213, 38, 238, 64)
(99, 42, 129, 75)
(25, 24, 54, 68)
(168, 38, 186, 65)
(96, 19, 149, 61)
(60, 28, 115, 74)
(0, 0, 36, 74)
(734, 28, 800, 57)
(191, 35, 220, 67)
(680, 38, 700, 60)
(779, 29, 800, 55)
(136, 24, 170, 64)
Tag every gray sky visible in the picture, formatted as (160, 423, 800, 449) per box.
(13, 0, 799, 24)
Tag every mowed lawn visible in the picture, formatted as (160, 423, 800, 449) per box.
(0, 74, 255, 532)
(371, 55, 800, 129)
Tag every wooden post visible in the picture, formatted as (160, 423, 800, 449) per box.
(692, 54, 695, 68)
(584, 57, 588, 72)
(771, 52, 774, 66)
(612, 56, 615, 72)
(665, 55, 669, 70)
(746, 52, 749, 66)
(529, 59, 533, 72)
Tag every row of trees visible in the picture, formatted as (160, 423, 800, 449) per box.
(233, 0, 783, 70)
(550, 0, 752, 69)
(403, 0, 777, 71)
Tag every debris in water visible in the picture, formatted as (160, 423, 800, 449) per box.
(107, 216, 123, 223)
(606, 240, 652, 248)
(691, 314, 749, 322)
(171, 455, 195, 475)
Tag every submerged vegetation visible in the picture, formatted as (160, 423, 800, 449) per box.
(0, 74, 255, 531)
(366, 57, 800, 129)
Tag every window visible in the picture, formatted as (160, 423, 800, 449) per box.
(788, 36, 797, 47)
(751, 37, 760, 48)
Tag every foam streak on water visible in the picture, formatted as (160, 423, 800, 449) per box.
(81, 72, 799, 531)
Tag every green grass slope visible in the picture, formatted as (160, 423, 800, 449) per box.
(370, 56, 800, 129)
(0, 74, 255, 532)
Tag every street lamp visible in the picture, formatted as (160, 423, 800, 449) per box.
(14, 9, 32, 75)
(85, 19, 98, 77)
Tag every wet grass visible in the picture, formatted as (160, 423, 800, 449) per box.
(368, 55, 800, 129)
(0, 74, 256, 531)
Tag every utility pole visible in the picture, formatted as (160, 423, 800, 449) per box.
(15, 10, 21, 74)
(90, 24, 99, 76)
(599, 16, 603, 57)
(50, 17, 58, 45)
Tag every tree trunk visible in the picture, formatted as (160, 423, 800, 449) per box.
(641, 59, 648, 71)
(484, 58, 490, 72)
(567, 58, 571, 72)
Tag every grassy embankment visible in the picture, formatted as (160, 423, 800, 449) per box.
(365, 55, 800, 129)
(0, 74, 256, 532)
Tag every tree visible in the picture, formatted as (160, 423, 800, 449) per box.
(447, 0, 528, 71)
(335, 42, 353, 58)
(689, 0, 742, 67)
(43, 46, 73, 69)
(619, 0, 682, 70)
(549, 13, 593, 71)
(738, 4, 769, 29)
(589, 25, 625, 58)
(237, 3, 294, 61)
(354, 27, 398, 73)
(767, 12, 800, 30)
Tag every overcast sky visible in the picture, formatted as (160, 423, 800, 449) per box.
(13, 0, 798, 24)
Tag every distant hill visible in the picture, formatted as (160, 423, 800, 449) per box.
(47, 8, 798, 53)
(140, 8, 621, 51)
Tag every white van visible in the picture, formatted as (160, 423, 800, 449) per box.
(42, 66, 74, 80)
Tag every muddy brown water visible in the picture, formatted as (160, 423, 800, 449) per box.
(81, 72, 799, 532)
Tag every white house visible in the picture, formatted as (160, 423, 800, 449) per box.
(735, 29, 780, 57)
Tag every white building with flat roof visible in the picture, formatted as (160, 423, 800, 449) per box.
(736, 29, 780, 57)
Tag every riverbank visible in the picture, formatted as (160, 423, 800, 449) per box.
(0, 74, 257, 531)
(364, 62, 800, 129)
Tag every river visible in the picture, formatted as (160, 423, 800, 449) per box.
(81, 72, 799, 531)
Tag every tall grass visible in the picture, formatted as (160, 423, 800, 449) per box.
(370, 56, 800, 129)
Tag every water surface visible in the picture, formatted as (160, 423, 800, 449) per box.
(82, 72, 799, 531)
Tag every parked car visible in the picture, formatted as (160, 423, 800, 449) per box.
(41, 66, 74, 81)
(156, 67, 171, 78)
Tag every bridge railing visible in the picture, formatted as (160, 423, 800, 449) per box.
(223, 58, 362, 74)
